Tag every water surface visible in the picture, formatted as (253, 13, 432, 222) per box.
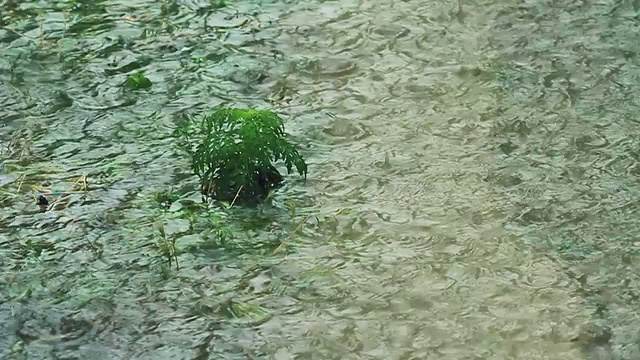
(2, 0, 639, 359)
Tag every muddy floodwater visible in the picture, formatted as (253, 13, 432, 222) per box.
(2, 0, 640, 359)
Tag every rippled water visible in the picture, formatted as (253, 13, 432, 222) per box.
(2, 0, 640, 359)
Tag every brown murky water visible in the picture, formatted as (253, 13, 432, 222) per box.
(2, 0, 640, 359)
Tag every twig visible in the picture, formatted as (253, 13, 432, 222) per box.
(65, 175, 88, 193)
(3, 82, 25, 98)
(171, 235, 179, 270)
(15, 173, 26, 193)
(39, 191, 86, 195)
(229, 185, 243, 208)
(0, 26, 36, 41)
(273, 214, 311, 255)
(38, 18, 44, 48)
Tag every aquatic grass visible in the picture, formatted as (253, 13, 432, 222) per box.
(136, 188, 317, 273)
(31, 174, 89, 210)
(272, 213, 312, 255)
(221, 299, 272, 326)
(205, 210, 233, 243)
(0, 172, 89, 211)
(13, 238, 52, 267)
(190, 295, 271, 326)
(129, 194, 238, 276)
(153, 190, 181, 209)
(156, 222, 179, 271)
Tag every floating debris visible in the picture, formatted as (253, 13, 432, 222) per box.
(32, 175, 89, 210)
(37, 194, 48, 206)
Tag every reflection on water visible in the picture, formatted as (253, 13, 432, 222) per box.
(1, 0, 639, 359)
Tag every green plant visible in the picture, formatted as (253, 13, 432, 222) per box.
(156, 222, 179, 270)
(206, 211, 233, 244)
(153, 190, 180, 209)
(125, 71, 152, 90)
(175, 108, 308, 203)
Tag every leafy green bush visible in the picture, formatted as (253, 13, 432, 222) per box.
(175, 108, 307, 203)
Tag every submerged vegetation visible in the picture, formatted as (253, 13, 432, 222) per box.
(175, 108, 308, 203)
(125, 71, 152, 90)
(0, 1, 319, 358)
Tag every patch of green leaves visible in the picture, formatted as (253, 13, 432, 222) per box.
(175, 108, 308, 203)
(156, 222, 179, 271)
(125, 71, 152, 90)
(153, 190, 180, 209)
(213, 0, 227, 9)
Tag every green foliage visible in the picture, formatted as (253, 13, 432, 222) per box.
(153, 190, 180, 209)
(214, 0, 227, 9)
(125, 71, 152, 90)
(175, 108, 308, 203)
(156, 222, 179, 271)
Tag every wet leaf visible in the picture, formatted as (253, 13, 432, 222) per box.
(125, 71, 152, 90)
